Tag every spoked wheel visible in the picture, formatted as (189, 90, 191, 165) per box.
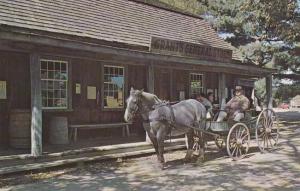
(215, 137, 225, 150)
(226, 123, 250, 160)
(256, 109, 279, 153)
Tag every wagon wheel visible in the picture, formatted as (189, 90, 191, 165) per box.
(226, 123, 250, 160)
(215, 137, 225, 149)
(255, 109, 279, 153)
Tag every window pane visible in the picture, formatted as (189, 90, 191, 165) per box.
(40, 60, 68, 109)
(60, 72, 67, 80)
(48, 81, 54, 89)
(190, 73, 204, 97)
(41, 61, 47, 70)
(48, 62, 54, 70)
(60, 81, 66, 89)
(41, 70, 47, 78)
(54, 62, 60, 70)
(48, 71, 54, 79)
(103, 66, 124, 108)
(42, 98, 47, 107)
(54, 81, 60, 89)
(61, 99, 67, 107)
(54, 90, 60, 98)
(41, 81, 47, 89)
(61, 90, 67, 98)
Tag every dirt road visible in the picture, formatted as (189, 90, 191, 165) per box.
(1, 109, 300, 191)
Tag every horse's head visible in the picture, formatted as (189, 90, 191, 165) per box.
(124, 87, 144, 122)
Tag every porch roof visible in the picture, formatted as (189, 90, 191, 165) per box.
(0, 29, 274, 76)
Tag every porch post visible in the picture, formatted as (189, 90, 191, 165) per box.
(145, 63, 155, 143)
(218, 73, 226, 105)
(266, 74, 273, 109)
(147, 63, 155, 93)
(30, 52, 43, 157)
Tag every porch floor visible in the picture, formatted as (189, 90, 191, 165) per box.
(0, 137, 186, 175)
(0, 135, 145, 157)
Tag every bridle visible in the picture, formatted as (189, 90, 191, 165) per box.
(127, 93, 152, 120)
(127, 94, 142, 118)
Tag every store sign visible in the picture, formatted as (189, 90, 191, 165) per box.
(150, 37, 232, 63)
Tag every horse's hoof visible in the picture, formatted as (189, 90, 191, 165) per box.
(159, 163, 167, 170)
(183, 157, 191, 163)
(196, 157, 205, 164)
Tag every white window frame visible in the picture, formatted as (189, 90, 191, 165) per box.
(190, 73, 205, 97)
(40, 59, 68, 110)
(103, 65, 125, 109)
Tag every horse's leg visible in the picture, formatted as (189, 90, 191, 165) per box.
(143, 123, 159, 158)
(156, 124, 168, 169)
(184, 129, 194, 162)
(197, 132, 206, 163)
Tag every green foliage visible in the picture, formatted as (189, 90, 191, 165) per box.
(209, 0, 299, 70)
(274, 83, 300, 101)
(254, 78, 266, 102)
(159, 0, 207, 14)
(160, 0, 300, 81)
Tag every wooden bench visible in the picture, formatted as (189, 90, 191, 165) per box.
(69, 122, 132, 142)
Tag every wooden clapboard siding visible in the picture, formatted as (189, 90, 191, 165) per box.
(154, 67, 171, 101)
(0, 52, 31, 109)
(43, 59, 148, 140)
(127, 65, 147, 135)
(171, 69, 189, 101)
(128, 65, 147, 90)
(0, 51, 30, 146)
(205, 72, 218, 89)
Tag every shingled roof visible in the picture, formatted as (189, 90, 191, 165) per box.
(0, 0, 240, 60)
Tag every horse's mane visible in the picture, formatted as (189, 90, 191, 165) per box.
(141, 91, 162, 104)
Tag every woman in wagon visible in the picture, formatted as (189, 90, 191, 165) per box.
(225, 86, 250, 122)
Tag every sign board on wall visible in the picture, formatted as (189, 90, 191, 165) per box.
(150, 37, 233, 63)
(0, 81, 7, 99)
(87, 86, 96, 100)
(75, 83, 81, 94)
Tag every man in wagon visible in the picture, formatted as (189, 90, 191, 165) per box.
(225, 86, 250, 122)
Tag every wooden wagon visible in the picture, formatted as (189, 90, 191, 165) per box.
(188, 108, 280, 160)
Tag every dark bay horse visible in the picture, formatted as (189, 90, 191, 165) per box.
(124, 88, 206, 169)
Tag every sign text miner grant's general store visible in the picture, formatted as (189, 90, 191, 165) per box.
(150, 37, 233, 63)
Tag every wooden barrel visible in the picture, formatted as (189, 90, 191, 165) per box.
(9, 109, 31, 149)
(49, 116, 69, 145)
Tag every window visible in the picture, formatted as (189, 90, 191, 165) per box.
(103, 65, 124, 109)
(40, 59, 68, 109)
(190, 73, 204, 97)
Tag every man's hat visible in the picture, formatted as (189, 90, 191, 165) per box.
(235, 86, 243, 91)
